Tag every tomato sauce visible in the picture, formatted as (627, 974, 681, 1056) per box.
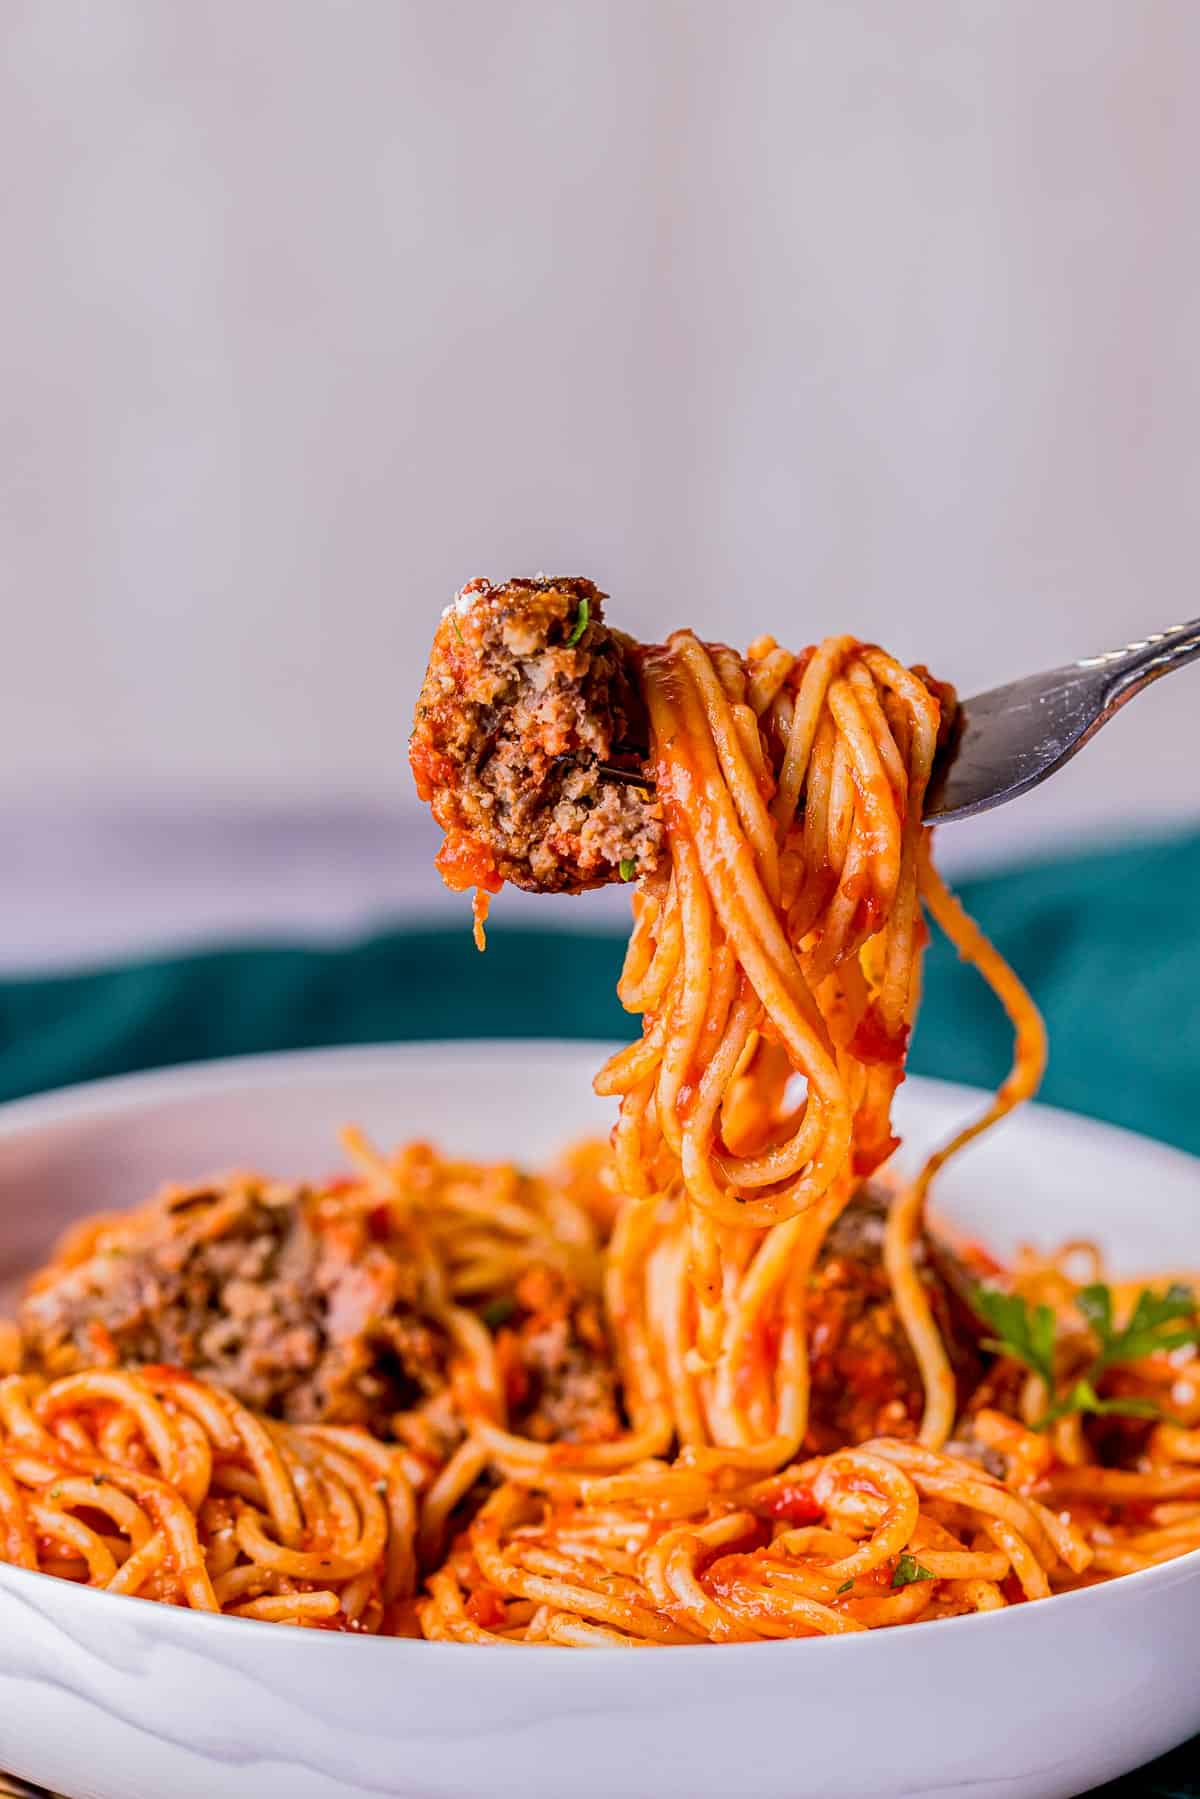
(434, 830, 503, 896)
(755, 1482, 824, 1526)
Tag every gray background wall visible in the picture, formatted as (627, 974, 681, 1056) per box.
(3, 1, 1198, 963)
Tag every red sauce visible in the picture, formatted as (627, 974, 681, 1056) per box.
(471, 888, 491, 952)
(138, 1363, 191, 1385)
(434, 830, 503, 896)
(466, 1587, 508, 1630)
(407, 738, 458, 805)
(849, 1008, 910, 1068)
(755, 1482, 824, 1526)
(702, 1541, 777, 1597)
(852, 1129, 901, 1179)
(366, 1203, 394, 1241)
(495, 1332, 532, 1412)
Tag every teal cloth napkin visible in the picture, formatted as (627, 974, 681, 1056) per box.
(1, 828, 1199, 1797)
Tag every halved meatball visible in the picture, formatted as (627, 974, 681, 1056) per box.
(410, 576, 664, 895)
(17, 1173, 627, 1455)
(19, 1178, 454, 1435)
(804, 1184, 988, 1451)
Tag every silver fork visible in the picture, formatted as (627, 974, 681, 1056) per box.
(600, 618, 1200, 823)
(926, 617, 1200, 823)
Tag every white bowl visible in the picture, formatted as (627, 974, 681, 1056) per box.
(0, 1043, 1198, 1799)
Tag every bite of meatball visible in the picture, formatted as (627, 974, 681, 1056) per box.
(410, 576, 664, 895)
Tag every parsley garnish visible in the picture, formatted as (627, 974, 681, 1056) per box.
(835, 1578, 854, 1595)
(481, 1295, 517, 1330)
(451, 614, 465, 645)
(1079, 1282, 1200, 1368)
(619, 857, 637, 882)
(565, 595, 590, 647)
(1046, 1378, 1161, 1426)
(891, 1553, 934, 1589)
(973, 1280, 1200, 1431)
(48, 1484, 64, 1501)
(974, 1288, 1056, 1389)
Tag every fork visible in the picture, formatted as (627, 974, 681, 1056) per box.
(925, 617, 1200, 823)
(600, 618, 1200, 823)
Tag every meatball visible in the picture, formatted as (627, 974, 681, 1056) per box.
(410, 575, 664, 895)
(804, 1184, 987, 1451)
(17, 1174, 626, 1455)
(19, 1178, 453, 1434)
(492, 1264, 623, 1445)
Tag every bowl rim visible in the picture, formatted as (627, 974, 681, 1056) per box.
(1, 1519, 1196, 1663)
(1, 1038, 1198, 1662)
(1, 1036, 1197, 1178)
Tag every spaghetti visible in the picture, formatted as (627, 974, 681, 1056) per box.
(0, 596, 1197, 1640)
(4, 1155, 1200, 1637)
(0, 1365, 417, 1630)
(420, 1437, 1096, 1645)
(587, 629, 1045, 1467)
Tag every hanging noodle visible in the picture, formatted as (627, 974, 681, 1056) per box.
(589, 630, 1043, 1468)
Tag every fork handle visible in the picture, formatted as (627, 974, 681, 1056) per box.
(1077, 617, 1200, 716)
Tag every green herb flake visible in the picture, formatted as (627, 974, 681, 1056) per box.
(48, 1485, 64, 1501)
(891, 1553, 935, 1590)
(973, 1279, 1200, 1432)
(619, 857, 637, 883)
(1085, 1281, 1200, 1371)
(374, 1479, 388, 1496)
(565, 595, 590, 647)
(451, 614, 465, 645)
(1054, 1378, 1161, 1424)
(482, 1295, 517, 1330)
(835, 1578, 854, 1595)
(973, 1286, 1056, 1389)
